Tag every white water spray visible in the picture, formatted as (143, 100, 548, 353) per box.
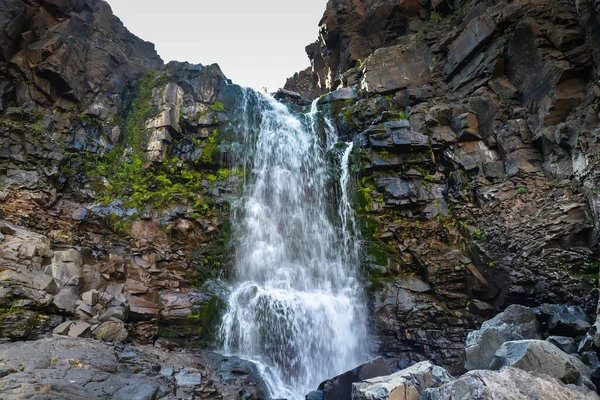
(221, 89, 369, 399)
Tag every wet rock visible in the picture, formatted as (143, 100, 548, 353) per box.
(465, 305, 541, 370)
(307, 390, 325, 399)
(490, 340, 590, 386)
(204, 351, 269, 399)
(94, 321, 128, 343)
(317, 357, 392, 400)
(422, 367, 599, 400)
(274, 88, 302, 103)
(352, 361, 452, 400)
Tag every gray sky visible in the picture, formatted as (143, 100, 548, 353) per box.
(104, 0, 327, 92)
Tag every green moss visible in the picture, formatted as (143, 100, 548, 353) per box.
(61, 72, 228, 219)
(190, 220, 232, 282)
(430, 10, 442, 23)
(210, 101, 226, 113)
(201, 129, 219, 164)
(398, 111, 409, 120)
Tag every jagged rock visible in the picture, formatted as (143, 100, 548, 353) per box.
(422, 367, 599, 400)
(128, 296, 159, 321)
(465, 305, 541, 370)
(53, 321, 74, 335)
(50, 249, 83, 287)
(317, 357, 393, 400)
(81, 289, 99, 306)
(547, 336, 578, 354)
(99, 306, 128, 322)
(0, 336, 252, 399)
(538, 304, 592, 336)
(360, 38, 433, 95)
(0, 309, 40, 339)
(166, 61, 228, 104)
(94, 321, 128, 343)
(75, 301, 95, 318)
(67, 322, 91, 338)
(451, 113, 480, 142)
(490, 340, 591, 386)
(274, 88, 302, 103)
(351, 361, 452, 400)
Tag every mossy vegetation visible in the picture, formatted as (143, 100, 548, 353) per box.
(63, 70, 224, 219)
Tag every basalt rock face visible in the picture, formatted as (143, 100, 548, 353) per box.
(0, 1, 258, 398)
(293, 0, 600, 376)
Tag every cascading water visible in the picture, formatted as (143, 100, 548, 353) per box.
(221, 88, 369, 399)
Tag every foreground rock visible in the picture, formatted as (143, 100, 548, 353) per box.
(308, 357, 392, 400)
(0, 336, 265, 400)
(421, 367, 599, 400)
(490, 340, 593, 389)
(465, 305, 542, 370)
(352, 361, 452, 400)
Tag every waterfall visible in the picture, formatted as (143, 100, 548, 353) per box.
(221, 89, 369, 399)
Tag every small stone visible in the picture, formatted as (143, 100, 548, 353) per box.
(68, 322, 91, 338)
(52, 321, 74, 335)
(71, 208, 88, 221)
(82, 289, 99, 306)
(76, 302, 95, 317)
(0, 222, 16, 235)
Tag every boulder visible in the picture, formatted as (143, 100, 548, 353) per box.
(422, 367, 599, 400)
(538, 304, 591, 336)
(318, 357, 393, 400)
(490, 340, 590, 386)
(94, 321, 128, 343)
(67, 322, 91, 338)
(99, 306, 128, 322)
(52, 286, 81, 313)
(53, 321, 74, 335)
(465, 305, 541, 370)
(352, 361, 452, 400)
(50, 249, 83, 287)
(81, 289, 99, 306)
(0, 309, 40, 339)
(128, 296, 159, 321)
(451, 113, 480, 142)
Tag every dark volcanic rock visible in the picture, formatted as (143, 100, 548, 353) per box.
(465, 305, 542, 371)
(490, 340, 592, 387)
(317, 357, 393, 400)
(422, 367, 599, 400)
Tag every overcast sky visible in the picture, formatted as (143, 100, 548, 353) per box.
(104, 0, 327, 92)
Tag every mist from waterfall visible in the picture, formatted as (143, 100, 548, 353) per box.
(220, 88, 369, 399)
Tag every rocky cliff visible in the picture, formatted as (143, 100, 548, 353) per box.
(2, 0, 600, 398)
(0, 0, 266, 398)
(286, 0, 600, 379)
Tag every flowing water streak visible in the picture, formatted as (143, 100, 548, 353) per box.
(221, 89, 368, 399)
